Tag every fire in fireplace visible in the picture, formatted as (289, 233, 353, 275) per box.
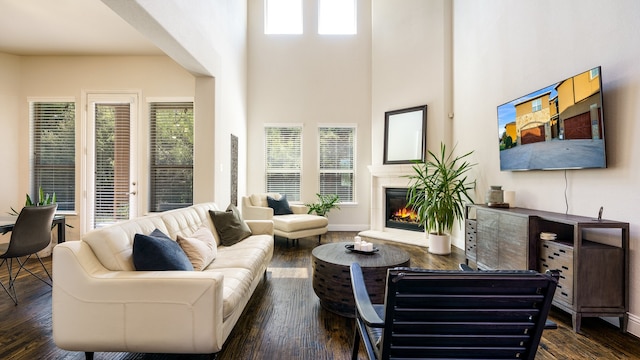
(385, 188, 424, 232)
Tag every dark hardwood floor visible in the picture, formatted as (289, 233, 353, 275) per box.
(2, 232, 640, 359)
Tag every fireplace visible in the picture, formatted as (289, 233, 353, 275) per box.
(385, 188, 423, 232)
(360, 165, 427, 247)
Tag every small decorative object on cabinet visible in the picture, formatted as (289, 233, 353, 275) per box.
(485, 185, 509, 208)
(465, 204, 629, 333)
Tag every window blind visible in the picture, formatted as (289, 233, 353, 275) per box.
(319, 126, 354, 202)
(149, 102, 194, 212)
(265, 126, 301, 201)
(30, 101, 75, 211)
(94, 103, 131, 226)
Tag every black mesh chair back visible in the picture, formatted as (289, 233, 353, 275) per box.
(350, 263, 558, 360)
(0, 204, 57, 304)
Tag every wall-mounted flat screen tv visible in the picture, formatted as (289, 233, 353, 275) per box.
(497, 66, 606, 171)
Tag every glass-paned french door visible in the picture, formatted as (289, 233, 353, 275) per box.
(85, 93, 138, 230)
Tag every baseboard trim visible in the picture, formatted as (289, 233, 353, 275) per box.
(625, 313, 640, 337)
(327, 224, 369, 232)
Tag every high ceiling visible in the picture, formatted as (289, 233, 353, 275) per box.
(0, 0, 162, 56)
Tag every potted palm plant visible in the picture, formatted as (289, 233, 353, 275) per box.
(9, 186, 57, 215)
(405, 142, 476, 254)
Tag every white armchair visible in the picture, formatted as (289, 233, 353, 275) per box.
(242, 193, 328, 246)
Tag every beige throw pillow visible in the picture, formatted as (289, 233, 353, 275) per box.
(176, 227, 217, 271)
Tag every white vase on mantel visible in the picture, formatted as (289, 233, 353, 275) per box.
(428, 233, 451, 255)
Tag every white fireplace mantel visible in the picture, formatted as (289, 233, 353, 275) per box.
(367, 164, 415, 177)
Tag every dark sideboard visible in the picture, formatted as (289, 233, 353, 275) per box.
(465, 204, 629, 333)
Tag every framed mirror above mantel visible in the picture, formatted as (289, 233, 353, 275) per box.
(383, 104, 427, 164)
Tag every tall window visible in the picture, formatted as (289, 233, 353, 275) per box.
(30, 100, 75, 211)
(265, 0, 303, 34)
(318, 0, 357, 34)
(149, 102, 194, 212)
(265, 126, 302, 201)
(319, 126, 355, 202)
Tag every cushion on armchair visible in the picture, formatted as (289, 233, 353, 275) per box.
(249, 192, 281, 208)
(267, 194, 293, 215)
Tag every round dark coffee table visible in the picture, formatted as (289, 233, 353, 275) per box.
(311, 241, 410, 317)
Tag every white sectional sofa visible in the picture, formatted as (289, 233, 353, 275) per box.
(52, 203, 273, 360)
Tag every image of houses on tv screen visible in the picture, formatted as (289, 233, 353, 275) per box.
(497, 67, 606, 171)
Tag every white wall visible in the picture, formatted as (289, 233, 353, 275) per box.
(452, 0, 640, 335)
(0, 53, 21, 213)
(371, 0, 453, 165)
(246, 0, 372, 230)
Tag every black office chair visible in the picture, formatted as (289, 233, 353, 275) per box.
(350, 263, 558, 360)
(0, 204, 57, 305)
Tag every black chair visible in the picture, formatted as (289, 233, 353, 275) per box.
(0, 204, 57, 305)
(350, 263, 558, 360)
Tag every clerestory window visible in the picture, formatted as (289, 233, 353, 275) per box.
(264, 0, 303, 34)
(318, 0, 357, 35)
(264, 0, 357, 35)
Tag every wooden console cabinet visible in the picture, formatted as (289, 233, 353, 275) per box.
(465, 204, 629, 333)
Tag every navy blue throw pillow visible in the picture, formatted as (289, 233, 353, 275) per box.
(267, 194, 293, 215)
(133, 229, 194, 271)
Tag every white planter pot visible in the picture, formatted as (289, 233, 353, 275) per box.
(428, 233, 451, 255)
